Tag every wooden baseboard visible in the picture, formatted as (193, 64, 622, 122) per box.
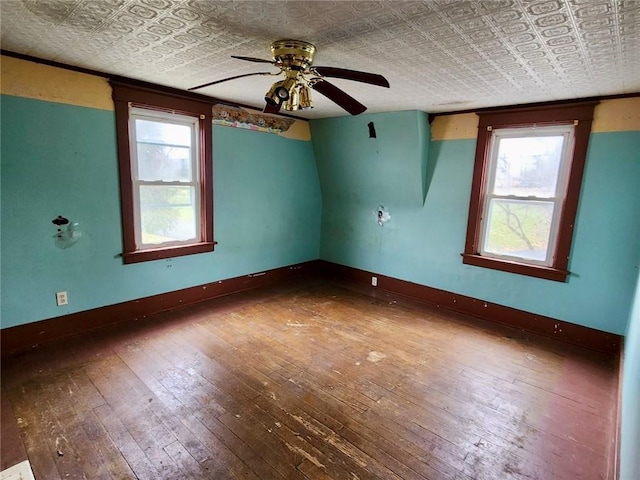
(319, 260, 622, 355)
(0, 261, 321, 357)
(1, 259, 622, 357)
(610, 339, 624, 479)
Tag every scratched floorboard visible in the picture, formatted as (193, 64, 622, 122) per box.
(1, 280, 618, 479)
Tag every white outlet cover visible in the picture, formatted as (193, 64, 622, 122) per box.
(56, 291, 68, 306)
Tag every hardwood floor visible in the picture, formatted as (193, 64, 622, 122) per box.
(1, 280, 618, 479)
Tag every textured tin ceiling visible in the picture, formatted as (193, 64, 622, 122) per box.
(1, 0, 639, 118)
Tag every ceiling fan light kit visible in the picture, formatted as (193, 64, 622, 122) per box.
(190, 39, 389, 116)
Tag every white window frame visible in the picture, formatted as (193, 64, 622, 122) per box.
(478, 125, 576, 267)
(129, 107, 202, 250)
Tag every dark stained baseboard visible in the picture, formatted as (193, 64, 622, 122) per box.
(1, 259, 622, 358)
(0, 261, 321, 357)
(318, 260, 622, 355)
(610, 340, 624, 480)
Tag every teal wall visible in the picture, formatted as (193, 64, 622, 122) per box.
(621, 267, 640, 480)
(313, 110, 429, 206)
(2, 95, 639, 339)
(0, 95, 321, 328)
(313, 109, 433, 276)
(312, 112, 640, 335)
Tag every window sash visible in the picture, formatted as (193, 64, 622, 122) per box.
(129, 108, 202, 250)
(480, 197, 557, 265)
(478, 126, 575, 267)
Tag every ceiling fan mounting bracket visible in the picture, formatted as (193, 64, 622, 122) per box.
(270, 39, 316, 71)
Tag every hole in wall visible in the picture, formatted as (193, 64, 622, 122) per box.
(377, 205, 390, 226)
(368, 122, 377, 138)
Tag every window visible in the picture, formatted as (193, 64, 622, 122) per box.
(462, 102, 597, 282)
(130, 108, 202, 248)
(112, 82, 214, 263)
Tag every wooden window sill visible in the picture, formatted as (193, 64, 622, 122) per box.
(461, 253, 569, 282)
(123, 242, 215, 264)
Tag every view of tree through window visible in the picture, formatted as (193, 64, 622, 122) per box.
(463, 101, 596, 281)
(480, 129, 570, 265)
(139, 186, 196, 244)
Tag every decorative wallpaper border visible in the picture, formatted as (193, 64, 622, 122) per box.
(212, 104, 295, 134)
(1, 54, 311, 141)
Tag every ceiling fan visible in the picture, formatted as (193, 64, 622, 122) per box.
(188, 39, 390, 115)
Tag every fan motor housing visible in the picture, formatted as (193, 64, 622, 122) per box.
(271, 39, 316, 71)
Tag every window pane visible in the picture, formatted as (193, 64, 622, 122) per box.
(139, 185, 197, 245)
(484, 199, 554, 262)
(136, 143, 192, 181)
(493, 136, 564, 197)
(135, 119, 191, 146)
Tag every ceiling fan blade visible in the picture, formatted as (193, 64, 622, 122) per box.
(310, 79, 367, 115)
(188, 72, 274, 91)
(263, 102, 282, 114)
(231, 55, 275, 65)
(311, 67, 390, 88)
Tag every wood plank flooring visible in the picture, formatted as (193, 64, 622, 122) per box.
(1, 280, 618, 479)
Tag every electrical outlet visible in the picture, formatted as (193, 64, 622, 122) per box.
(56, 291, 68, 306)
(371, 276, 378, 287)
